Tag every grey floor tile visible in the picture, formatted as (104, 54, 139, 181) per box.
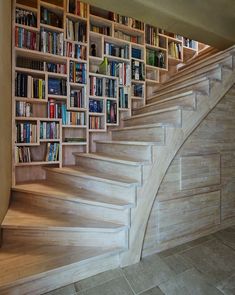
(122, 253, 174, 294)
(159, 268, 224, 295)
(139, 286, 165, 295)
(75, 268, 123, 292)
(163, 253, 193, 274)
(214, 227, 235, 250)
(44, 284, 77, 295)
(216, 272, 235, 295)
(77, 277, 134, 295)
(158, 243, 191, 258)
(179, 239, 235, 285)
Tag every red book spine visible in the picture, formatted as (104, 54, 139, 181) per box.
(49, 100, 55, 118)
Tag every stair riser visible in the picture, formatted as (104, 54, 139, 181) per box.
(2, 228, 128, 248)
(148, 80, 210, 104)
(12, 192, 131, 226)
(112, 126, 165, 142)
(75, 156, 142, 184)
(46, 171, 137, 204)
(0, 252, 121, 295)
(124, 110, 182, 128)
(157, 67, 221, 93)
(95, 143, 152, 162)
(133, 94, 196, 116)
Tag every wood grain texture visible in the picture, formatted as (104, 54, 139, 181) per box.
(180, 154, 220, 190)
(143, 81, 235, 257)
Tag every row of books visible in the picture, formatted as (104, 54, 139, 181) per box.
(105, 79, 117, 98)
(48, 78, 67, 96)
(184, 38, 197, 49)
(41, 7, 63, 28)
(132, 48, 142, 60)
(69, 61, 87, 84)
(15, 27, 40, 51)
(132, 84, 143, 97)
(68, 0, 88, 18)
(41, 30, 64, 56)
(16, 122, 37, 143)
(89, 99, 103, 113)
(70, 89, 86, 108)
(109, 13, 144, 31)
(16, 102, 32, 117)
(16, 57, 44, 71)
(89, 116, 102, 129)
(45, 143, 60, 161)
(90, 76, 103, 96)
(40, 122, 60, 140)
(15, 146, 31, 163)
(47, 62, 67, 74)
(66, 19, 87, 42)
(106, 100, 117, 124)
(114, 30, 142, 44)
(168, 41, 182, 60)
(146, 49, 165, 68)
(90, 24, 111, 36)
(119, 87, 129, 109)
(48, 101, 86, 125)
(145, 25, 159, 47)
(131, 60, 145, 81)
(66, 42, 86, 60)
(15, 8, 37, 27)
(98, 58, 131, 86)
(15, 73, 46, 99)
(104, 42, 129, 59)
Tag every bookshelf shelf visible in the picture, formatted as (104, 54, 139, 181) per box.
(12, 0, 200, 184)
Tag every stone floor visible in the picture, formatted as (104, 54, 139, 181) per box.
(44, 226, 235, 295)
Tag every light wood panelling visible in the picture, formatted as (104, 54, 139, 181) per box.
(0, 0, 12, 223)
(180, 154, 220, 190)
(143, 86, 235, 257)
(156, 191, 220, 243)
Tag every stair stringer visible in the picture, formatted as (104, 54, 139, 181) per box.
(120, 62, 235, 267)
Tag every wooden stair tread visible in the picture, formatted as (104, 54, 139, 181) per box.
(74, 152, 149, 165)
(0, 243, 123, 289)
(123, 106, 181, 121)
(45, 166, 138, 186)
(111, 123, 165, 132)
(2, 202, 126, 231)
(137, 91, 195, 110)
(12, 181, 133, 209)
(95, 140, 160, 146)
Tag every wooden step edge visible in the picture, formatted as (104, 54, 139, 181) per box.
(111, 123, 165, 132)
(2, 223, 128, 233)
(44, 167, 138, 187)
(94, 140, 160, 146)
(137, 91, 195, 111)
(150, 76, 209, 99)
(158, 64, 221, 90)
(123, 106, 181, 121)
(73, 152, 148, 166)
(0, 246, 125, 291)
(12, 185, 134, 210)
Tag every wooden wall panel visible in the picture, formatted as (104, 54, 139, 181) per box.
(157, 191, 220, 243)
(142, 87, 235, 256)
(180, 154, 220, 190)
(0, 1, 12, 224)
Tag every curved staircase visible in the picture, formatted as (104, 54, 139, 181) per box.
(1, 45, 235, 294)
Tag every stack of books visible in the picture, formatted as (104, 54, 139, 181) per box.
(16, 102, 32, 117)
(145, 25, 159, 46)
(40, 121, 60, 140)
(69, 62, 87, 84)
(105, 78, 117, 98)
(90, 77, 103, 96)
(65, 42, 86, 59)
(119, 87, 129, 108)
(168, 41, 182, 59)
(131, 60, 145, 80)
(48, 78, 67, 95)
(45, 143, 60, 161)
(104, 42, 129, 59)
(15, 27, 40, 51)
(106, 100, 117, 124)
(89, 99, 103, 113)
(70, 89, 86, 108)
(15, 147, 31, 163)
(66, 19, 87, 42)
(40, 29, 64, 56)
(15, 8, 37, 27)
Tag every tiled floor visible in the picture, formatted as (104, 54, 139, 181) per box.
(44, 226, 235, 295)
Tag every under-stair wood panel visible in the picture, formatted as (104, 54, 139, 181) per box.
(143, 84, 235, 257)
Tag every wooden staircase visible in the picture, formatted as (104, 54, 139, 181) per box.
(1, 45, 235, 294)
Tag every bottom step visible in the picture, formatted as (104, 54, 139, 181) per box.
(0, 243, 122, 295)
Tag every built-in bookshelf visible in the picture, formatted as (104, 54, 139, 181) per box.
(12, 0, 200, 184)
